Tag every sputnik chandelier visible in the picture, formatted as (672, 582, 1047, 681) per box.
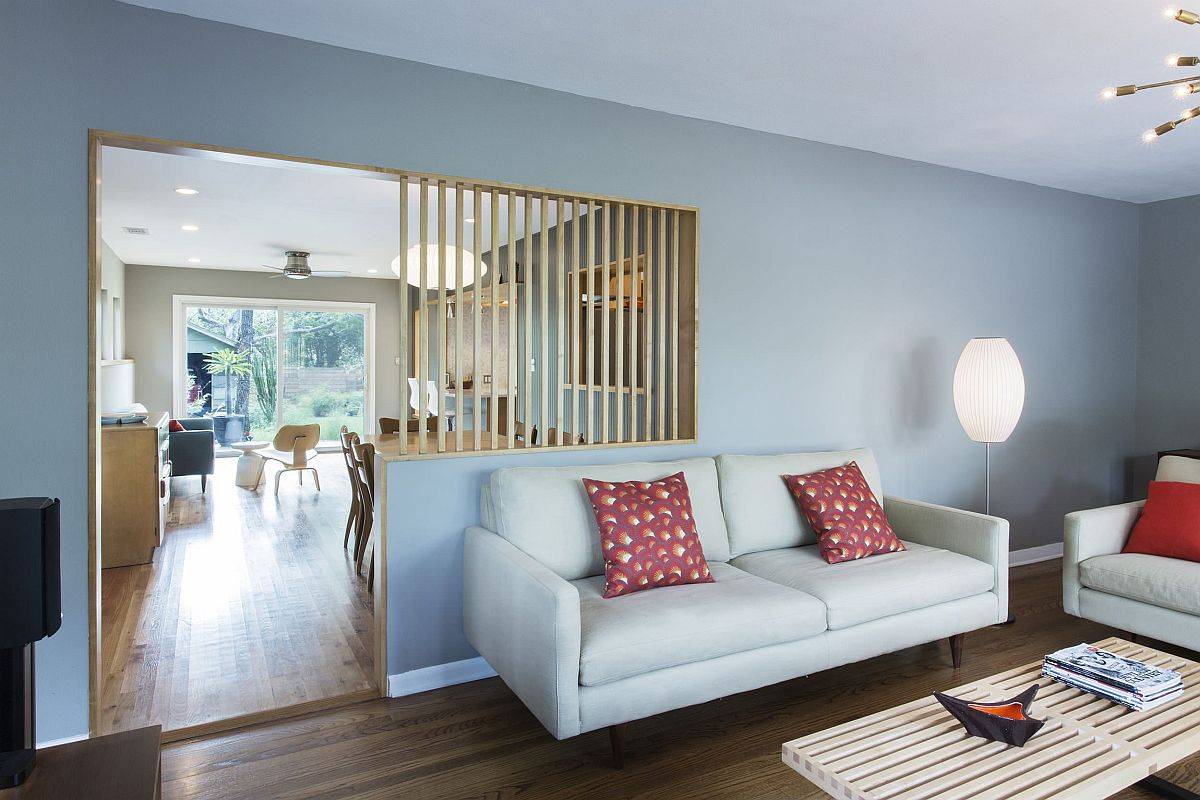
(1104, 6, 1200, 141)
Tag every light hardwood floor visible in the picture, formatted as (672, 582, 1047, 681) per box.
(160, 560, 1199, 799)
(100, 456, 375, 738)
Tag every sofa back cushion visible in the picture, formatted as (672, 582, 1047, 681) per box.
(717, 448, 883, 557)
(1156, 455, 1200, 484)
(486, 457, 730, 580)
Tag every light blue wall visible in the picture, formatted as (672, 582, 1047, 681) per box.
(1, 0, 1140, 738)
(1135, 194, 1200, 485)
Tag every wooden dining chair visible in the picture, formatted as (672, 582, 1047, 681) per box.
(378, 417, 401, 435)
(338, 427, 362, 555)
(351, 439, 377, 592)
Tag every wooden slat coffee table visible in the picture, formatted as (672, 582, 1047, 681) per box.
(783, 638, 1200, 800)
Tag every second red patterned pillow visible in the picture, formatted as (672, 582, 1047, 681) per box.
(782, 461, 905, 564)
(583, 472, 714, 598)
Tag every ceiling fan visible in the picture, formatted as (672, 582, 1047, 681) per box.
(263, 250, 350, 280)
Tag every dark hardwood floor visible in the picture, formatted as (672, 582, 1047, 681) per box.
(161, 560, 1199, 799)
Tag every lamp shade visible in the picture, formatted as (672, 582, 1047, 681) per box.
(390, 244, 483, 289)
(952, 337, 1025, 444)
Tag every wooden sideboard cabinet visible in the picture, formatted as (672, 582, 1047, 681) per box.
(101, 412, 170, 568)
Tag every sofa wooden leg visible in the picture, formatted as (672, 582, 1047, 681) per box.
(949, 634, 964, 669)
(201, 474, 207, 493)
(609, 723, 626, 769)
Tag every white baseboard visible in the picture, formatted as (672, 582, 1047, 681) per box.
(37, 732, 88, 748)
(388, 656, 497, 698)
(1010, 542, 1063, 567)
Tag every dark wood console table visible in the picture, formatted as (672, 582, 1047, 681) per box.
(0, 726, 160, 799)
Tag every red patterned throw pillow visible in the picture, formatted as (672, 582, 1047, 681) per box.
(583, 472, 714, 598)
(782, 461, 905, 564)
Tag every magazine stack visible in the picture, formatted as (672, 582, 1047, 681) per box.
(1043, 644, 1183, 711)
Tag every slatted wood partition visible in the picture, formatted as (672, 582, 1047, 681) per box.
(399, 177, 696, 459)
(783, 638, 1200, 800)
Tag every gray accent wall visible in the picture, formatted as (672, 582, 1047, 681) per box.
(1, 0, 1140, 740)
(1135, 194, 1200, 485)
(122, 263, 405, 423)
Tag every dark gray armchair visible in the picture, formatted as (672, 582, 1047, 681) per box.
(169, 417, 215, 492)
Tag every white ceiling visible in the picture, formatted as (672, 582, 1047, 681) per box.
(119, 0, 1200, 203)
(101, 147, 566, 276)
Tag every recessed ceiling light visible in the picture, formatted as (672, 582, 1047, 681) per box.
(366, 268, 379, 274)
(187, 257, 201, 263)
(181, 224, 199, 232)
(174, 187, 199, 196)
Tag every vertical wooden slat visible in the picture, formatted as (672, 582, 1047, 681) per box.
(584, 200, 595, 444)
(628, 205, 640, 443)
(656, 207, 667, 441)
(539, 195, 549, 447)
(523, 193, 533, 447)
(614, 203, 625, 443)
(454, 184, 464, 453)
(555, 197, 566, 446)
(507, 190, 517, 449)
(398, 177, 409, 454)
(417, 178, 429, 454)
(489, 188, 500, 452)
(670, 208, 680, 440)
(678, 210, 698, 440)
(569, 200, 580, 443)
(472, 188, 482, 453)
(600, 201, 611, 444)
(641, 206, 654, 441)
(436, 180, 448, 453)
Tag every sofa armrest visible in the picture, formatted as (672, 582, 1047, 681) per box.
(463, 526, 581, 739)
(883, 495, 1009, 624)
(1062, 500, 1143, 617)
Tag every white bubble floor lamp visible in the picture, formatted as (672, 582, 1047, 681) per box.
(953, 337, 1024, 625)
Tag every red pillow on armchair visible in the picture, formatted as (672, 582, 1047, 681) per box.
(1123, 480, 1200, 563)
(782, 461, 905, 564)
(168, 418, 186, 433)
(583, 472, 714, 598)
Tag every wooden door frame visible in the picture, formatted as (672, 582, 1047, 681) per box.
(87, 129, 391, 739)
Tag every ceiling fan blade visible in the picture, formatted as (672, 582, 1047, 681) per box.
(262, 264, 285, 270)
(310, 270, 350, 278)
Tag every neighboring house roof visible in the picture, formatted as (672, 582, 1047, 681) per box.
(186, 321, 237, 353)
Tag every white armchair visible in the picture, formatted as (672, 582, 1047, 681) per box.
(1063, 455, 1200, 650)
(258, 423, 321, 494)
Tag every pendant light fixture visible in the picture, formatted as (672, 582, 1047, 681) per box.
(1103, 7, 1200, 141)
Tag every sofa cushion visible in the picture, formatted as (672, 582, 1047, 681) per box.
(783, 461, 904, 564)
(572, 562, 827, 686)
(1080, 553, 1200, 616)
(584, 472, 714, 598)
(731, 542, 994, 630)
(717, 448, 883, 557)
(489, 457, 730, 580)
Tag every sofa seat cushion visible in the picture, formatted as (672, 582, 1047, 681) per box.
(572, 562, 827, 686)
(731, 542, 994, 630)
(1080, 553, 1200, 616)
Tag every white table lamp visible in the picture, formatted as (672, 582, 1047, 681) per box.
(953, 337, 1025, 515)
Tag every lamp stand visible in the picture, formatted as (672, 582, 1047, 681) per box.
(984, 442, 991, 516)
(983, 442, 1017, 627)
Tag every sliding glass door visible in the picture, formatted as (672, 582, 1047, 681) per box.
(176, 296, 374, 445)
(280, 309, 367, 440)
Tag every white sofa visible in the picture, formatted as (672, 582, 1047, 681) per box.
(463, 448, 1009, 761)
(1064, 455, 1200, 650)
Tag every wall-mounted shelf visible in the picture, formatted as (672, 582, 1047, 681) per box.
(423, 282, 522, 309)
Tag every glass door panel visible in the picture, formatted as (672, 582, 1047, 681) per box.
(184, 305, 277, 445)
(279, 309, 367, 442)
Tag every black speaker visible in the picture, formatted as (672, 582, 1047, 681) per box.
(0, 497, 62, 788)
